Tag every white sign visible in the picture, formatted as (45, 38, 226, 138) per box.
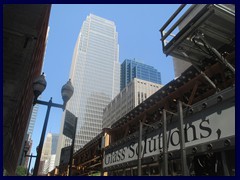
(103, 105, 235, 168)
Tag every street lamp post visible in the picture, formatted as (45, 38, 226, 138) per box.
(26, 153, 37, 176)
(32, 73, 74, 176)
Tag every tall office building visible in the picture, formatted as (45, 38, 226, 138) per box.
(46, 154, 56, 173)
(39, 133, 59, 175)
(103, 78, 163, 128)
(121, 59, 161, 90)
(55, 14, 120, 166)
(27, 104, 39, 139)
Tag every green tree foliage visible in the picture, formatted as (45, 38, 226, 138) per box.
(15, 166, 27, 176)
(89, 171, 100, 176)
(3, 169, 9, 176)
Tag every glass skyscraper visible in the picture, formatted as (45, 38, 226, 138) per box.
(55, 14, 120, 166)
(120, 59, 161, 90)
(27, 104, 39, 139)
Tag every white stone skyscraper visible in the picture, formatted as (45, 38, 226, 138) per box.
(39, 133, 59, 175)
(55, 14, 120, 166)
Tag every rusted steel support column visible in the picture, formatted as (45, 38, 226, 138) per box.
(221, 151, 230, 176)
(178, 101, 189, 176)
(138, 120, 143, 176)
(162, 109, 168, 176)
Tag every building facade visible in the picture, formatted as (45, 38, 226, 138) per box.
(48, 155, 57, 173)
(39, 133, 59, 175)
(55, 14, 120, 166)
(27, 104, 39, 139)
(3, 4, 51, 175)
(21, 26, 50, 171)
(19, 104, 39, 168)
(173, 58, 191, 77)
(42, 154, 56, 175)
(103, 78, 162, 128)
(120, 59, 161, 90)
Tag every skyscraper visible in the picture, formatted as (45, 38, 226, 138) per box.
(27, 104, 39, 139)
(39, 133, 59, 175)
(120, 59, 161, 90)
(55, 14, 120, 166)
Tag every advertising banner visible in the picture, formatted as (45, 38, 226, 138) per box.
(103, 96, 235, 168)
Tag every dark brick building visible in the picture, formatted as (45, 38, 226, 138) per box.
(3, 4, 51, 175)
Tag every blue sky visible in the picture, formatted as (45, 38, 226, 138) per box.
(30, 4, 183, 170)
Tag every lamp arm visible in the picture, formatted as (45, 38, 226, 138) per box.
(34, 99, 64, 109)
